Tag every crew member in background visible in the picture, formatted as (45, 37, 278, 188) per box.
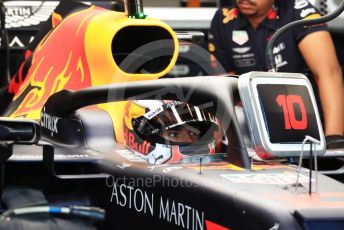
(209, 0, 344, 148)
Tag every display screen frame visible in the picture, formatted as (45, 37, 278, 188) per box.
(238, 71, 326, 159)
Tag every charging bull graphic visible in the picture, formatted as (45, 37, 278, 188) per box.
(4, 1, 178, 119)
(8, 6, 96, 118)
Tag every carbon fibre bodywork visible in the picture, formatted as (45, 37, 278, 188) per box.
(3, 76, 344, 230)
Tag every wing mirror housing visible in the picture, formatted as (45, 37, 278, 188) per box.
(0, 118, 40, 144)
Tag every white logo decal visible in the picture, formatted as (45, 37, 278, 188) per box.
(232, 47, 251, 54)
(234, 58, 256, 67)
(162, 166, 183, 173)
(117, 163, 132, 169)
(29, 36, 35, 43)
(40, 107, 59, 135)
(178, 45, 190, 53)
(110, 183, 205, 230)
(4, 1, 59, 28)
(221, 173, 314, 184)
(232, 30, 249, 45)
(300, 8, 316, 18)
(272, 42, 286, 54)
(11, 154, 90, 160)
(294, 0, 309, 9)
(275, 54, 288, 68)
(6, 7, 32, 17)
(117, 150, 147, 163)
(9, 36, 25, 48)
(168, 65, 190, 76)
(144, 106, 163, 120)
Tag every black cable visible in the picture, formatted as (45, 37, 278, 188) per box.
(308, 142, 313, 195)
(266, 0, 344, 72)
(0, 205, 105, 222)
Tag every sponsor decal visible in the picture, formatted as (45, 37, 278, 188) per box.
(222, 8, 238, 24)
(125, 128, 151, 154)
(147, 164, 168, 171)
(232, 53, 254, 59)
(232, 47, 251, 54)
(267, 7, 277, 20)
(147, 145, 173, 165)
(294, 0, 309, 9)
(253, 163, 294, 170)
(55, 154, 90, 159)
(11, 154, 90, 160)
(232, 30, 249, 46)
(169, 65, 190, 76)
(117, 162, 132, 169)
(300, 8, 316, 18)
(159, 196, 204, 229)
(305, 13, 321, 20)
(272, 42, 286, 54)
(221, 173, 314, 185)
(188, 163, 244, 171)
(162, 166, 183, 173)
(9, 36, 25, 48)
(179, 45, 191, 53)
(0, 35, 34, 48)
(6, 7, 31, 17)
(4, 1, 59, 28)
(116, 149, 147, 163)
(40, 107, 59, 135)
(110, 182, 205, 229)
(144, 106, 163, 120)
(274, 54, 288, 68)
(234, 58, 256, 67)
(272, 43, 287, 68)
(208, 43, 215, 52)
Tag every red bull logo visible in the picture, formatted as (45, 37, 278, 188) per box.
(125, 128, 151, 155)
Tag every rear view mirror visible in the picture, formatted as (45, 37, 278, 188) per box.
(0, 119, 40, 206)
(0, 118, 40, 144)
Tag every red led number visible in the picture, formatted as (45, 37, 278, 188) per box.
(276, 95, 307, 130)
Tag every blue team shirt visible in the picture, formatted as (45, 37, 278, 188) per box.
(209, 0, 327, 74)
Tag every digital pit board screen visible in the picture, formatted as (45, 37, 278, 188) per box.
(257, 84, 320, 143)
(238, 71, 325, 158)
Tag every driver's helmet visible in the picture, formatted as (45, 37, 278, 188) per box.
(122, 100, 219, 164)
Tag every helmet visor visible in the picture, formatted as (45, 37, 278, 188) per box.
(133, 101, 218, 137)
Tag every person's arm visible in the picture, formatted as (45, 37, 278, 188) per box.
(298, 31, 344, 136)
